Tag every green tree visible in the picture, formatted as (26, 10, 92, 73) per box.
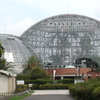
(0, 42, 4, 58)
(30, 67, 51, 80)
(0, 58, 14, 70)
(0, 42, 15, 71)
(22, 56, 42, 74)
(16, 74, 30, 81)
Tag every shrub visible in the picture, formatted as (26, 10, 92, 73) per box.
(15, 84, 29, 93)
(69, 78, 100, 100)
(61, 79, 74, 84)
(16, 74, 30, 81)
(33, 84, 38, 90)
(15, 88, 23, 93)
(25, 79, 53, 85)
(92, 87, 100, 100)
(39, 84, 70, 90)
(25, 79, 54, 89)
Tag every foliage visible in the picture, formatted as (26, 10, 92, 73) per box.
(0, 42, 15, 71)
(17, 67, 51, 90)
(29, 67, 51, 80)
(69, 78, 100, 100)
(16, 74, 30, 81)
(25, 79, 52, 89)
(15, 84, 29, 93)
(61, 79, 74, 84)
(0, 42, 4, 57)
(22, 56, 42, 74)
(25, 79, 72, 90)
(25, 79, 53, 84)
(92, 87, 100, 100)
(0, 58, 15, 70)
(32, 84, 38, 90)
(39, 84, 70, 90)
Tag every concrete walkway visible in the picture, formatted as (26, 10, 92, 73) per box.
(32, 90, 70, 95)
(23, 90, 76, 100)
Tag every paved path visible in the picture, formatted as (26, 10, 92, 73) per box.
(23, 90, 76, 100)
(32, 90, 70, 95)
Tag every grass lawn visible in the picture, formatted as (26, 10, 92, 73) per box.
(8, 91, 34, 100)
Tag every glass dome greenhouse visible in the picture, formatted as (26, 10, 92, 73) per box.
(20, 14, 100, 68)
(0, 34, 32, 73)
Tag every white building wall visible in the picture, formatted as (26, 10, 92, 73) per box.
(0, 74, 8, 93)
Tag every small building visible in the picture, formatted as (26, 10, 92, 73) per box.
(46, 68, 91, 79)
(84, 70, 100, 81)
(0, 70, 16, 93)
(46, 68, 100, 81)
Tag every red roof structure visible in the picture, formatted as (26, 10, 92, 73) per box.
(45, 68, 100, 81)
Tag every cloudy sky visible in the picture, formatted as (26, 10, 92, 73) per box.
(0, 0, 100, 36)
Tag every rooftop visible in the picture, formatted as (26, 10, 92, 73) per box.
(0, 70, 17, 77)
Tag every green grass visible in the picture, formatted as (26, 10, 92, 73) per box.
(8, 93, 32, 100)
(29, 91, 35, 94)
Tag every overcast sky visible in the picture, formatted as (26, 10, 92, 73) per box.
(0, 0, 100, 36)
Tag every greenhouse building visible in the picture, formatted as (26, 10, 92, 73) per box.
(20, 14, 100, 69)
(1, 14, 100, 73)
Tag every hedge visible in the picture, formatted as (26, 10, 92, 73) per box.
(25, 79, 74, 85)
(25, 79, 53, 85)
(15, 84, 29, 93)
(91, 86, 100, 100)
(61, 79, 74, 84)
(69, 78, 100, 100)
(39, 84, 70, 90)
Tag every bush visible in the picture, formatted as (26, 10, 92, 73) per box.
(33, 84, 38, 90)
(39, 84, 70, 90)
(69, 78, 100, 100)
(25, 79, 53, 85)
(16, 74, 30, 81)
(92, 87, 100, 100)
(61, 79, 74, 84)
(25, 79, 54, 89)
(15, 84, 29, 93)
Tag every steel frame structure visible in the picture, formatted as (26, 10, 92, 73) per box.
(20, 14, 100, 68)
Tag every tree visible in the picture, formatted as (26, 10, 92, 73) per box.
(0, 42, 15, 71)
(16, 74, 30, 81)
(0, 42, 4, 58)
(29, 67, 51, 80)
(22, 56, 42, 74)
(0, 58, 15, 70)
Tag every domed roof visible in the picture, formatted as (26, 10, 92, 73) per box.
(65, 65, 75, 68)
(0, 34, 32, 73)
(20, 14, 100, 69)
